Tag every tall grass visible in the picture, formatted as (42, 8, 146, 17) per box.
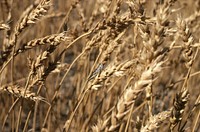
(0, 0, 200, 131)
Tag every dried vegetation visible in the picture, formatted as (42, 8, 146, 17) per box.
(0, 0, 200, 131)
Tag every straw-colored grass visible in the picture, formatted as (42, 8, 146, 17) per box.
(0, 0, 199, 131)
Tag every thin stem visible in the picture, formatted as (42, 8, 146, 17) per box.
(181, 48, 199, 92)
(192, 109, 200, 132)
(16, 105, 22, 132)
(23, 110, 32, 132)
(0, 56, 13, 75)
(2, 98, 20, 131)
(32, 101, 39, 132)
(64, 88, 90, 132)
(125, 104, 134, 132)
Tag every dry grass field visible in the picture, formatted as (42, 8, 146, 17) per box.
(0, 0, 200, 131)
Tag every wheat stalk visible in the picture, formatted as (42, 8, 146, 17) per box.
(95, 55, 165, 131)
(170, 90, 189, 130)
(0, 85, 44, 102)
(15, 32, 72, 56)
(141, 110, 171, 132)
(1, 0, 51, 67)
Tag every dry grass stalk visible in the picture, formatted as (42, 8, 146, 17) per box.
(0, 23, 10, 30)
(176, 18, 194, 69)
(170, 90, 189, 130)
(28, 50, 65, 88)
(95, 55, 165, 131)
(0, 85, 43, 102)
(15, 32, 71, 56)
(141, 110, 171, 132)
(139, 0, 176, 118)
(26, 0, 51, 24)
(12, 0, 50, 37)
(90, 60, 135, 90)
(1, 0, 51, 66)
(1, 0, 200, 131)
